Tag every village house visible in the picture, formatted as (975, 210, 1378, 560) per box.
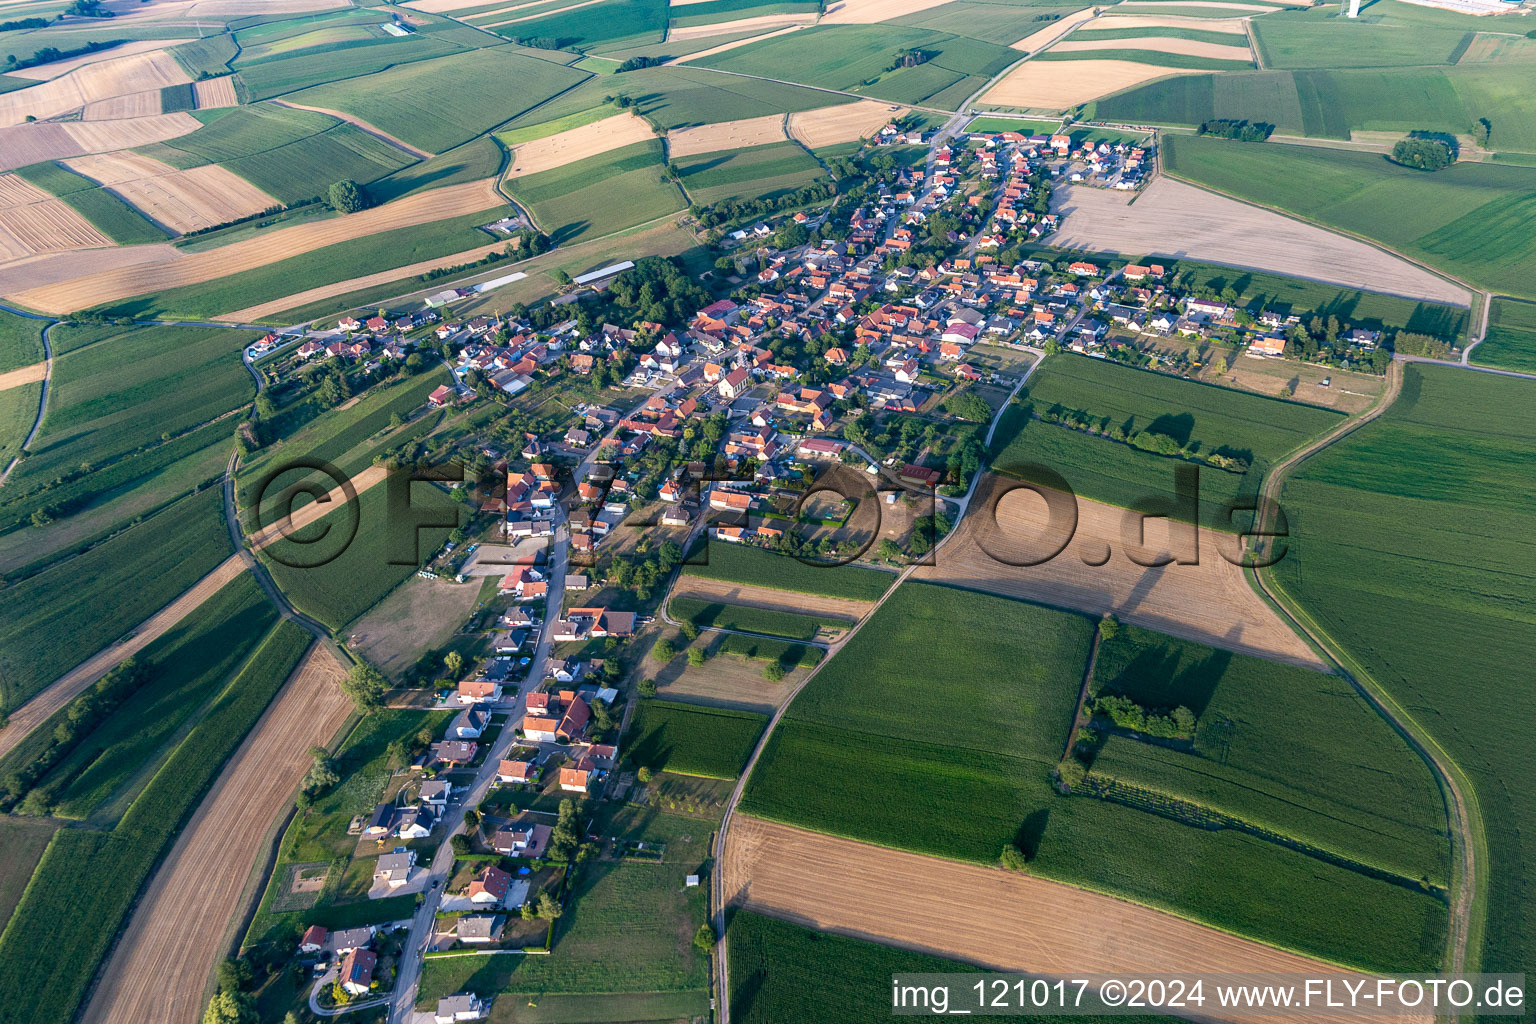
(338, 947, 377, 996)
(435, 994, 490, 1023)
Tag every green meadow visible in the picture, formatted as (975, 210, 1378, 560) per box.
(1471, 299, 1536, 374)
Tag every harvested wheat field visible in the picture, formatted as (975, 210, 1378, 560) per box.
(982, 58, 1203, 108)
(0, 361, 45, 392)
(403, 0, 488, 10)
(671, 577, 873, 621)
(1011, 6, 1100, 51)
(509, 112, 655, 175)
(64, 151, 277, 234)
(787, 99, 903, 148)
(0, 49, 189, 127)
(0, 244, 179, 294)
(724, 817, 1430, 1024)
(0, 555, 246, 762)
(81, 89, 164, 120)
(1079, 12, 1248, 32)
(820, 0, 953, 23)
(6, 177, 505, 313)
(185, 0, 349, 14)
(915, 474, 1323, 667)
(0, 173, 114, 261)
(671, 25, 804, 64)
(668, 113, 786, 158)
(1116, 0, 1278, 9)
(0, 114, 201, 173)
(6, 39, 176, 80)
(1052, 178, 1468, 305)
(669, 11, 817, 39)
(192, 75, 239, 109)
(80, 644, 352, 1024)
(1053, 34, 1252, 58)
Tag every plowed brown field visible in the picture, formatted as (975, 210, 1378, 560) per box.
(0, 555, 246, 759)
(81, 89, 164, 120)
(64, 151, 277, 234)
(79, 643, 353, 1024)
(6, 177, 504, 313)
(913, 474, 1323, 667)
(724, 817, 1429, 1024)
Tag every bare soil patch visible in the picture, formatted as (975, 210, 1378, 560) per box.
(350, 574, 483, 681)
(669, 11, 816, 39)
(7, 178, 504, 314)
(671, 578, 873, 620)
(670, 24, 804, 64)
(192, 75, 238, 109)
(80, 644, 353, 1024)
(0, 49, 188, 127)
(724, 816, 1425, 1024)
(981, 58, 1203, 109)
(914, 474, 1323, 668)
(787, 99, 904, 149)
(0, 114, 200, 173)
(1051, 178, 1469, 306)
(0, 361, 46, 392)
(64, 151, 277, 235)
(667, 113, 786, 158)
(1053, 34, 1252, 58)
(819, 0, 953, 23)
(508, 112, 655, 176)
(1011, 6, 1100, 52)
(0, 555, 246, 758)
(0, 173, 113, 261)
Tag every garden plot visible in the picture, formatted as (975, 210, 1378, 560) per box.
(63, 152, 277, 235)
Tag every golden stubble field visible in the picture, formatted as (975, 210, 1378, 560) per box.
(0, 49, 188, 126)
(63, 151, 278, 235)
(787, 99, 905, 148)
(508, 112, 656, 175)
(0, 114, 202, 173)
(723, 816, 1431, 1024)
(80, 643, 353, 1024)
(914, 473, 1325, 668)
(0, 173, 112, 261)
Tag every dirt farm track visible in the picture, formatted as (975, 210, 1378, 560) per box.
(724, 816, 1432, 1024)
(80, 644, 353, 1024)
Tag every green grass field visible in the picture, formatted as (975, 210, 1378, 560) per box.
(491, 0, 669, 50)
(507, 139, 686, 244)
(626, 699, 768, 778)
(1087, 623, 1449, 882)
(715, 632, 822, 670)
(676, 141, 826, 205)
(148, 102, 417, 204)
(416, 809, 710, 1011)
(495, 104, 613, 147)
(0, 618, 311, 1024)
(682, 541, 895, 601)
(0, 487, 232, 713)
(1072, 24, 1251, 46)
(288, 46, 588, 154)
(1250, 4, 1476, 68)
(13, 161, 168, 244)
(0, 309, 45, 374)
(989, 354, 1340, 529)
(24, 574, 278, 821)
(8, 324, 254, 485)
(1171, 259, 1469, 340)
(890, 0, 1086, 44)
(364, 136, 503, 205)
(1163, 134, 1536, 299)
(259, 481, 464, 632)
(1032, 48, 1253, 71)
(235, 31, 466, 100)
(694, 24, 1018, 106)
(0, 818, 61, 934)
(1271, 363, 1536, 981)
(669, 595, 849, 641)
(668, 0, 818, 29)
(1471, 298, 1536, 374)
(0, 384, 39, 464)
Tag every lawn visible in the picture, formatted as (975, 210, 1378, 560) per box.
(989, 354, 1341, 530)
(1086, 623, 1449, 883)
(0, 618, 311, 1024)
(9, 323, 255, 485)
(416, 809, 711, 1011)
(676, 141, 826, 206)
(625, 699, 768, 779)
(24, 574, 278, 822)
(259, 481, 465, 632)
(507, 139, 686, 245)
(681, 540, 895, 601)
(1163, 134, 1536, 299)
(13, 161, 168, 245)
(288, 47, 589, 154)
(149, 102, 417, 204)
(0, 487, 232, 713)
(694, 24, 1018, 106)
(668, 595, 848, 641)
(1170, 259, 1469, 340)
(1270, 363, 1536, 982)
(1471, 298, 1536, 374)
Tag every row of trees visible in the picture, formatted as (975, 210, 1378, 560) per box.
(1090, 694, 1198, 740)
(1197, 119, 1274, 142)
